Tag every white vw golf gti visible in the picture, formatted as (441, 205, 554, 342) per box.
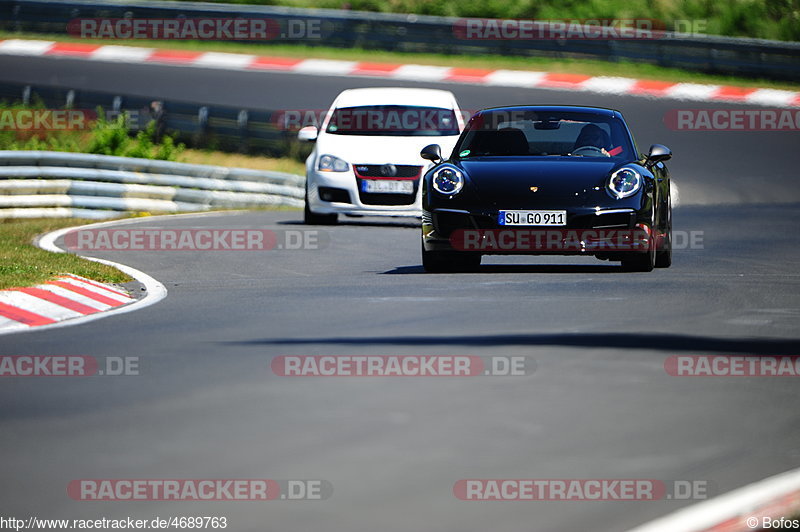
(299, 87, 464, 224)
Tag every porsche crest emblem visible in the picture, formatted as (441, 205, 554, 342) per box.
(530, 186, 539, 192)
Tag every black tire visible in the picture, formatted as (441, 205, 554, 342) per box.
(621, 237, 656, 272)
(655, 204, 672, 268)
(422, 243, 480, 273)
(304, 195, 338, 225)
(655, 229, 672, 268)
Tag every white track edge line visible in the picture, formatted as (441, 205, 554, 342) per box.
(626, 466, 800, 532)
(18, 210, 249, 335)
(0, 214, 233, 334)
(0, 222, 167, 335)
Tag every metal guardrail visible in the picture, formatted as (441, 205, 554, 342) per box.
(0, 150, 305, 218)
(0, 82, 295, 155)
(0, 150, 305, 186)
(1, 0, 799, 80)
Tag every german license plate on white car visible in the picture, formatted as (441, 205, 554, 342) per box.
(361, 180, 414, 194)
(498, 210, 567, 226)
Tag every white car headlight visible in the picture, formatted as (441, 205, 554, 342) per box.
(432, 166, 464, 195)
(607, 167, 642, 199)
(318, 154, 349, 172)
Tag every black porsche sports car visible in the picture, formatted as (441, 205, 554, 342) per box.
(419, 105, 673, 273)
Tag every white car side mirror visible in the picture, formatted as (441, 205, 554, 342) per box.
(298, 126, 318, 142)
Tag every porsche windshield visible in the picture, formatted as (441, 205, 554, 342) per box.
(454, 110, 636, 159)
(325, 105, 460, 136)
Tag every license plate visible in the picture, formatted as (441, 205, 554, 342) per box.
(498, 210, 567, 226)
(361, 180, 414, 194)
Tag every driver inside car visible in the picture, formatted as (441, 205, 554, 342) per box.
(572, 123, 611, 156)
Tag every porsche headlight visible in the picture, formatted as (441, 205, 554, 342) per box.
(608, 168, 642, 199)
(432, 166, 464, 195)
(318, 154, 349, 172)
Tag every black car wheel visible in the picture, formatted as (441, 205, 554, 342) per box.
(304, 191, 338, 225)
(621, 232, 656, 272)
(422, 243, 481, 273)
(655, 203, 672, 268)
(655, 227, 672, 269)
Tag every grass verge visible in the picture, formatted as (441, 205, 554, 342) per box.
(0, 151, 304, 290)
(0, 218, 132, 290)
(180, 149, 306, 174)
(2, 30, 798, 91)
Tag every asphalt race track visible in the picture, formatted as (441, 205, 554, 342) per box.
(1, 54, 799, 531)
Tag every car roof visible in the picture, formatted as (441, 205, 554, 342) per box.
(333, 88, 457, 109)
(477, 105, 622, 117)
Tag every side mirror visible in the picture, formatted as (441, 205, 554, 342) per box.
(298, 126, 318, 142)
(646, 144, 672, 165)
(420, 144, 442, 163)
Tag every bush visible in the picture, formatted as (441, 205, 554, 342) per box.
(86, 109, 185, 160)
(0, 102, 185, 160)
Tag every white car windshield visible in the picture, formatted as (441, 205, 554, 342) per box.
(325, 105, 459, 136)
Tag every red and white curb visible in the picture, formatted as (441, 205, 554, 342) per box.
(0, 273, 135, 333)
(0, 219, 168, 336)
(627, 466, 800, 532)
(1, 39, 798, 108)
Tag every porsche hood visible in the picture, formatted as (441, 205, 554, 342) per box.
(455, 157, 628, 207)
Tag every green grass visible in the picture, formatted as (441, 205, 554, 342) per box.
(0, 149, 304, 290)
(180, 148, 306, 175)
(0, 98, 185, 160)
(2, 30, 798, 91)
(0, 218, 133, 290)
